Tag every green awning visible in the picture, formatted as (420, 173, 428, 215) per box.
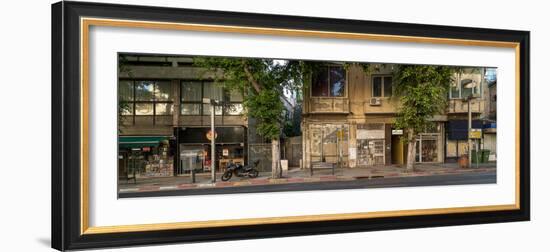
(118, 136, 169, 149)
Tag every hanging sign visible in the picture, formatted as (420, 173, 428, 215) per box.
(206, 130, 218, 141)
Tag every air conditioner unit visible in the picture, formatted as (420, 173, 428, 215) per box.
(369, 97, 381, 106)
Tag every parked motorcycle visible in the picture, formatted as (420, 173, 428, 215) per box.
(221, 160, 260, 181)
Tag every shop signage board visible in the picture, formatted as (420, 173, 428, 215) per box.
(392, 129, 404, 135)
(469, 129, 482, 139)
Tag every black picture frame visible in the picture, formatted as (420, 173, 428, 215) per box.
(52, 1, 530, 251)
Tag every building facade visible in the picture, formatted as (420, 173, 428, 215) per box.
(301, 64, 493, 169)
(118, 54, 248, 178)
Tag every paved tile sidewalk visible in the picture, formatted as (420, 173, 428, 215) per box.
(119, 162, 496, 193)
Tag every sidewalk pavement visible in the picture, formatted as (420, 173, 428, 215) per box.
(119, 162, 496, 193)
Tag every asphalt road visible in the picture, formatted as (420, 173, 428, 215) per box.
(119, 171, 496, 198)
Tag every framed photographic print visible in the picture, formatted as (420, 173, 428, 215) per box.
(51, 1, 530, 250)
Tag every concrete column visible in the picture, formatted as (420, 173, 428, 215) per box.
(172, 79, 180, 127)
(349, 122, 357, 168)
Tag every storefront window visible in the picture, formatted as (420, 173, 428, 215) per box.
(357, 123, 385, 166)
(416, 137, 438, 162)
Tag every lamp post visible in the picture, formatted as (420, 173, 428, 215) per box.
(203, 98, 218, 183)
(464, 80, 478, 168)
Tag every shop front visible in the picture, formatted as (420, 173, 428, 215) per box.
(308, 123, 350, 167)
(118, 136, 174, 179)
(415, 123, 444, 163)
(175, 126, 246, 174)
(356, 123, 386, 166)
(445, 120, 483, 163)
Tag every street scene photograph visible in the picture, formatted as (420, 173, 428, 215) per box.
(117, 53, 497, 198)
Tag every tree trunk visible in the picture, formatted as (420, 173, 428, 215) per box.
(406, 129, 416, 172)
(271, 138, 281, 179)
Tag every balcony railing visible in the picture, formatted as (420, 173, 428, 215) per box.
(447, 99, 485, 113)
(308, 97, 350, 114)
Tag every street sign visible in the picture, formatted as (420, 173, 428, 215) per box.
(392, 129, 403, 135)
(469, 129, 482, 139)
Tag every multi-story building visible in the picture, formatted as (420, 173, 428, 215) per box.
(301, 64, 491, 169)
(118, 54, 248, 178)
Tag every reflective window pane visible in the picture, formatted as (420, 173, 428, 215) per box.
(135, 81, 155, 101)
(225, 103, 243, 115)
(203, 104, 223, 115)
(329, 66, 345, 97)
(203, 82, 224, 101)
(461, 79, 474, 98)
(383, 76, 392, 97)
(119, 102, 133, 115)
(118, 80, 134, 101)
(372, 77, 382, 97)
(311, 67, 328, 97)
(181, 104, 200, 115)
(155, 103, 173, 115)
(155, 81, 173, 101)
(181, 81, 202, 102)
(135, 103, 153, 115)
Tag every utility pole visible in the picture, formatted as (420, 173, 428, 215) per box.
(211, 101, 216, 183)
(467, 96, 472, 168)
(203, 98, 217, 183)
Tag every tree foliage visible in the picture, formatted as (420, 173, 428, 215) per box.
(193, 57, 321, 139)
(393, 65, 454, 136)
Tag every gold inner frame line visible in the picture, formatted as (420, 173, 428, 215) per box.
(80, 17, 521, 235)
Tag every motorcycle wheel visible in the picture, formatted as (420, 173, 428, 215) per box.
(248, 169, 259, 178)
(221, 171, 232, 181)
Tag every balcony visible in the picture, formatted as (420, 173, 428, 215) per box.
(447, 99, 485, 114)
(308, 97, 350, 114)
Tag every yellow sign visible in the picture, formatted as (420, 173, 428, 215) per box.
(469, 129, 482, 139)
(337, 129, 345, 139)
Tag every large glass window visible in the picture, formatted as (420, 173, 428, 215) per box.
(329, 66, 345, 97)
(372, 76, 392, 97)
(311, 66, 345, 97)
(180, 81, 244, 116)
(181, 81, 202, 115)
(118, 80, 174, 125)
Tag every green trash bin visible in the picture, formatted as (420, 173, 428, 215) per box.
(470, 150, 481, 164)
(481, 149, 490, 163)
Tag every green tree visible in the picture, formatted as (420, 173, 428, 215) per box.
(194, 58, 311, 178)
(393, 65, 454, 171)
